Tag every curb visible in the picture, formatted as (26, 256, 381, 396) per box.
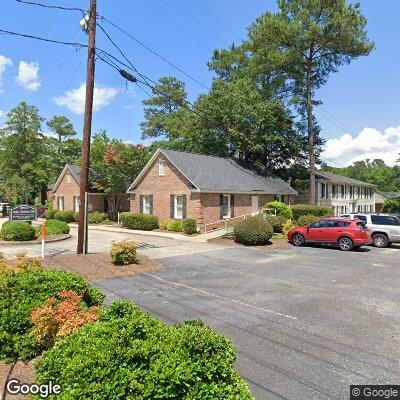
(0, 234, 72, 246)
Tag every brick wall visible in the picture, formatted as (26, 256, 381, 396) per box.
(131, 155, 202, 221)
(53, 170, 106, 212)
(53, 171, 80, 211)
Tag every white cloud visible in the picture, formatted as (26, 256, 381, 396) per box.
(16, 61, 41, 91)
(0, 110, 6, 118)
(0, 55, 13, 92)
(321, 126, 400, 167)
(53, 83, 118, 114)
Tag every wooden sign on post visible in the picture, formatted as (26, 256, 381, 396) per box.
(9, 205, 37, 222)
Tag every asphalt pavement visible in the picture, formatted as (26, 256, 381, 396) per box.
(94, 244, 400, 400)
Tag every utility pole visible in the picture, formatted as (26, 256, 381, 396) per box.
(77, 0, 97, 254)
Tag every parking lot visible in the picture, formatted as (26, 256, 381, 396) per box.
(95, 243, 400, 400)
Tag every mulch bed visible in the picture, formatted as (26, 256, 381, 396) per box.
(209, 235, 291, 250)
(0, 360, 35, 400)
(41, 253, 162, 282)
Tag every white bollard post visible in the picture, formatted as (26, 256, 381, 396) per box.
(41, 221, 46, 259)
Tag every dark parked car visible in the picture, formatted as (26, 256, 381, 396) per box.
(288, 218, 371, 251)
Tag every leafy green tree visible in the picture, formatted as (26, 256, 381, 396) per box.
(90, 131, 151, 215)
(140, 76, 188, 140)
(46, 115, 81, 176)
(276, 0, 374, 203)
(0, 102, 48, 204)
(382, 198, 400, 214)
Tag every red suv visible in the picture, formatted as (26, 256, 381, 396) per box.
(288, 218, 372, 251)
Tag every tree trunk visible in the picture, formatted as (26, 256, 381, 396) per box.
(306, 62, 316, 205)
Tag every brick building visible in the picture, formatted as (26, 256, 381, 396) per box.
(51, 164, 129, 213)
(127, 149, 297, 230)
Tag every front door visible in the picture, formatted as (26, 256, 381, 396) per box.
(251, 196, 259, 215)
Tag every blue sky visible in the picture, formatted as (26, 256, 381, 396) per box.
(1, 0, 399, 166)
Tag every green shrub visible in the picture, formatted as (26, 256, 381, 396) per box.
(35, 300, 254, 400)
(265, 201, 293, 219)
(297, 215, 321, 226)
(54, 210, 76, 223)
(35, 219, 70, 238)
(264, 214, 287, 233)
(382, 198, 400, 213)
(283, 219, 297, 238)
(1, 221, 36, 241)
(0, 268, 104, 362)
(88, 211, 108, 224)
(182, 218, 198, 234)
(120, 212, 159, 231)
(44, 209, 57, 220)
(110, 240, 137, 265)
(290, 204, 334, 220)
(233, 216, 273, 245)
(159, 219, 183, 232)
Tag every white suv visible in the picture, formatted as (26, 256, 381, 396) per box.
(340, 213, 400, 248)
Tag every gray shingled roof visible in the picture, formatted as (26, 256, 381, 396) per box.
(315, 170, 375, 187)
(67, 164, 81, 184)
(160, 149, 297, 195)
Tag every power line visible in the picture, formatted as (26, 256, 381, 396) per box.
(14, 0, 85, 12)
(194, 0, 242, 41)
(0, 28, 87, 49)
(99, 15, 210, 91)
(141, 0, 212, 53)
(169, 0, 229, 46)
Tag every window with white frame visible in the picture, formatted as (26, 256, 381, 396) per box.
(67, 173, 71, 184)
(158, 159, 165, 176)
(57, 196, 64, 211)
(142, 195, 152, 214)
(321, 183, 327, 199)
(222, 194, 231, 218)
(73, 196, 80, 212)
(275, 194, 283, 202)
(174, 195, 184, 219)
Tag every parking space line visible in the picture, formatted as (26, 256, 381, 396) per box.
(143, 272, 298, 320)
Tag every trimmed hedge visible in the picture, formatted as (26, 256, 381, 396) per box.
(44, 209, 57, 220)
(120, 212, 159, 231)
(54, 210, 77, 223)
(35, 301, 254, 399)
(264, 214, 287, 233)
(265, 201, 293, 219)
(234, 216, 273, 246)
(290, 204, 334, 220)
(297, 215, 321, 226)
(159, 219, 183, 232)
(88, 211, 108, 224)
(0, 268, 104, 362)
(36, 219, 70, 237)
(182, 218, 198, 235)
(1, 221, 36, 241)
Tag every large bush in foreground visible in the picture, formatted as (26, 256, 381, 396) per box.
(234, 216, 273, 245)
(36, 219, 70, 237)
(1, 221, 36, 241)
(120, 212, 159, 231)
(0, 267, 104, 362)
(264, 214, 287, 233)
(182, 218, 198, 234)
(290, 204, 333, 220)
(35, 301, 254, 400)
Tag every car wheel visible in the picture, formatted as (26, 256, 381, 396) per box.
(338, 237, 354, 251)
(292, 233, 305, 247)
(372, 233, 389, 248)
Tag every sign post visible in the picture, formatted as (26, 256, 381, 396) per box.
(41, 221, 46, 259)
(9, 205, 37, 222)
